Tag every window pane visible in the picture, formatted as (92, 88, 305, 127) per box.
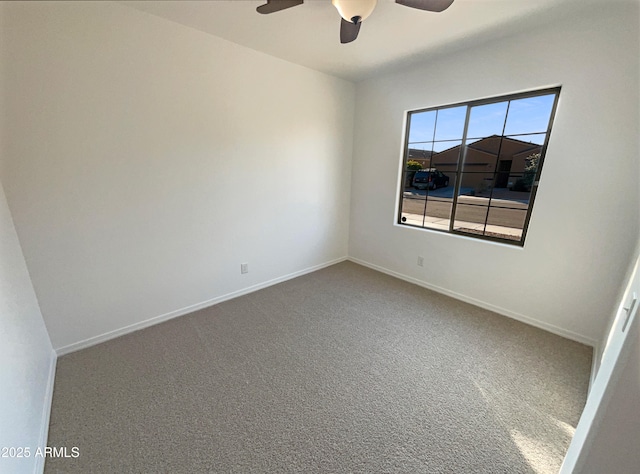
(402, 169, 416, 189)
(504, 142, 542, 193)
(434, 106, 467, 141)
(503, 94, 555, 136)
(432, 140, 461, 172)
(423, 170, 457, 230)
(453, 203, 489, 234)
(461, 137, 501, 173)
(408, 110, 436, 143)
(458, 172, 494, 199)
(406, 143, 433, 171)
(485, 207, 526, 241)
(466, 101, 509, 139)
(424, 198, 452, 231)
(400, 193, 426, 227)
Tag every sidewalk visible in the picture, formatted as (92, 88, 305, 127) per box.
(402, 212, 523, 240)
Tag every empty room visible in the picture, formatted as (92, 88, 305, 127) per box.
(1, 0, 639, 473)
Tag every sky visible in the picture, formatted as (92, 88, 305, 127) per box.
(408, 93, 556, 152)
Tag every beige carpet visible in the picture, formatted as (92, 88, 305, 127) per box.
(46, 261, 592, 473)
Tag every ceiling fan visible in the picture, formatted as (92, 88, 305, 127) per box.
(256, 0, 454, 44)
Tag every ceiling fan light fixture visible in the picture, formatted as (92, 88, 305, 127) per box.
(332, 0, 377, 23)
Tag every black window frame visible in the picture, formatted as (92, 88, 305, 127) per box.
(397, 87, 561, 247)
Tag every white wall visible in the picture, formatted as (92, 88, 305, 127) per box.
(1, 2, 354, 351)
(561, 244, 640, 473)
(349, 1, 640, 345)
(0, 6, 56, 474)
(577, 311, 640, 473)
(0, 181, 55, 472)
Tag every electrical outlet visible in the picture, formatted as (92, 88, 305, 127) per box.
(240, 263, 249, 274)
(417, 256, 424, 267)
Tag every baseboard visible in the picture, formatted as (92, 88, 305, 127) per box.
(55, 253, 597, 354)
(55, 256, 348, 356)
(34, 348, 57, 474)
(348, 256, 598, 348)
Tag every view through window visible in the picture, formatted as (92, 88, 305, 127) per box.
(398, 87, 560, 245)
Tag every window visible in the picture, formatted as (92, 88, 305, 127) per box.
(398, 87, 560, 246)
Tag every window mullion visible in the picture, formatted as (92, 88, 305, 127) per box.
(450, 105, 471, 232)
(482, 101, 512, 235)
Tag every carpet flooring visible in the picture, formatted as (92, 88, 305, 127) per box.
(46, 261, 592, 473)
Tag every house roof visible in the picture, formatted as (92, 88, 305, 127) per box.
(418, 135, 543, 157)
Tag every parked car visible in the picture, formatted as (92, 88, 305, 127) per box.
(412, 169, 450, 190)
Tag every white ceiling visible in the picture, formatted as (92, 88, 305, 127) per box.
(120, 0, 583, 82)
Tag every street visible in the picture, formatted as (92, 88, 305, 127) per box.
(401, 187, 531, 235)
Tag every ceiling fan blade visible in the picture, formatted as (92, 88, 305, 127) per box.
(340, 18, 361, 44)
(395, 0, 454, 13)
(256, 0, 304, 14)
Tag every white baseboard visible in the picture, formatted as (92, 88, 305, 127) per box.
(55, 253, 597, 355)
(348, 256, 598, 348)
(55, 256, 348, 356)
(34, 348, 57, 474)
